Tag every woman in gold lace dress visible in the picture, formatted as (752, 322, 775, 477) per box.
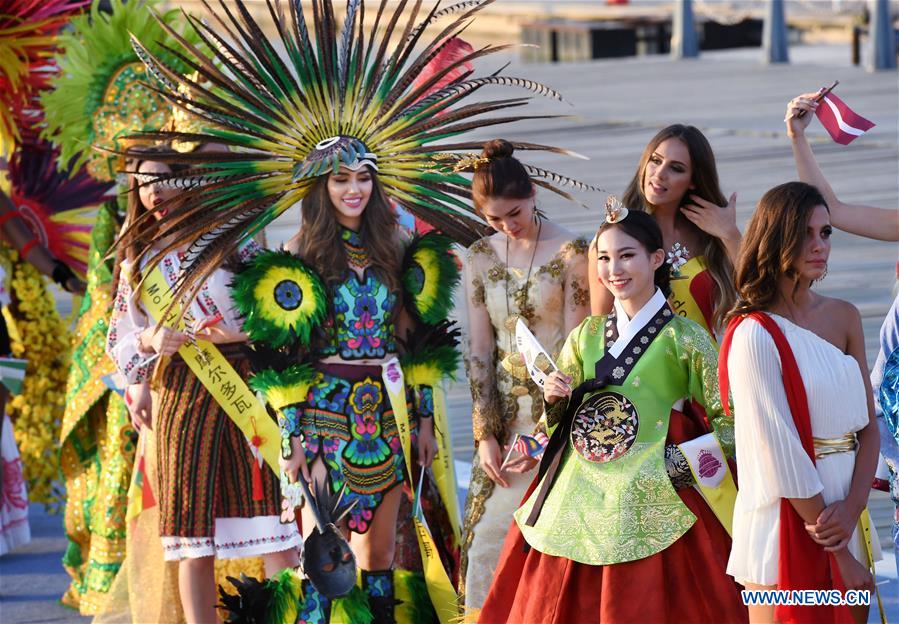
(460, 140, 589, 608)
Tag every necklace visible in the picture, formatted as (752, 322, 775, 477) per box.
(502, 218, 542, 393)
(341, 227, 368, 269)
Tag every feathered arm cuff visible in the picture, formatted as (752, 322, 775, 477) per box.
(401, 232, 460, 325)
(399, 321, 461, 420)
(248, 364, 319, 459)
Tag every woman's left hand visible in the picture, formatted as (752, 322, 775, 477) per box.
(805, 500, 858, 551)
(417, 418, 438, 468)
(681, 192, 739, 243)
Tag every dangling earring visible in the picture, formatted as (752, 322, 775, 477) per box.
(815, 264, 828, 283)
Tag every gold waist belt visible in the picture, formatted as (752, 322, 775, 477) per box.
(813, 432, 857, 459)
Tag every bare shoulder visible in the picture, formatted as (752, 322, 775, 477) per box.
(815, 293, 863, 349)
(815, 294, 861, 326)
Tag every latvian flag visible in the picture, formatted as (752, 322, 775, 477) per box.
(514, 431, 550, 459)
(815, 92, 875, 145)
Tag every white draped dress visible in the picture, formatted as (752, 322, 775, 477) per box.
(726, 314, 879, 586)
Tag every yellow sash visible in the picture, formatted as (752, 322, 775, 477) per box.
(676, 433, 738, 536)
(669, 256, 712, 337)
(381, 358, 459, 624)
(427, 384, 461, 544)
(139, 266, 281, 472)
(859, 508, 886, 624)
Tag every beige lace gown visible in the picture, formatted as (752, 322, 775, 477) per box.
(460, 234, 588, 608)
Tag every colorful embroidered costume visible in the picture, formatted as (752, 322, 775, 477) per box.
(232, 229, 462, 622)
(480, 292, 746, 624)
(106, 244, 300, 560)
(37, 0, 204, 610)
(460, 235, 588, 608)
(59, 201, 135, 612)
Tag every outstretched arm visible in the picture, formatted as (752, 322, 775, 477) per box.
(786, 93, 899, 242)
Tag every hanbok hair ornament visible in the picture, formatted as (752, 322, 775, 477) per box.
(604, 195, 629, 224)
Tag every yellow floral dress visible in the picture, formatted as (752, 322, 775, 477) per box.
(460, 234, 588, 608)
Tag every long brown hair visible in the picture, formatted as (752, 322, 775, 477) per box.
(471, 138, 534, 212)
(622, 124, 736, 329)
(294, 167, 402, 291)
(113, 146, 175, 289)
(728, 182, 828, 320)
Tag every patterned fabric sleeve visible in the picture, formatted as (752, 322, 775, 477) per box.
(463, 241, 501, 442)
(682, 320, 735, 460)
(105, 268, 155, 384)
(543, 318, 587, 432)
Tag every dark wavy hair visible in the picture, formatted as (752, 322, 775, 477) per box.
(294, 167, 402, 292)
(622, 124, 735, 328)
(595, 210, 671, 298)
(471, 138, 534, 212)
(728, 181, 828, 320)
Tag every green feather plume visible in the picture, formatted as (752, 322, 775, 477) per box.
(399, 320, 462, 384)
(330, 585, 373, 624)
(231, 250, 328, 350)
(248, 364, 319, 410)
(267, 568, 303, 624)
(40, 0, 201, 179)
(402, 232, 460, 325)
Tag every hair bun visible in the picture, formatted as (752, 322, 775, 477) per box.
(481, 138, 514, 159)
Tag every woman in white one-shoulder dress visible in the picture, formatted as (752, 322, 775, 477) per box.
(721, 181, 879, 624)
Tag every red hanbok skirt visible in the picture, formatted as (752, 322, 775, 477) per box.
(478, 406, 748, 624)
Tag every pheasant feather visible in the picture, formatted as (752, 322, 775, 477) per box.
(121, 0, 600, 304)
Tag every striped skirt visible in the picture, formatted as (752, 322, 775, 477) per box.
(155, 347, 281, 538)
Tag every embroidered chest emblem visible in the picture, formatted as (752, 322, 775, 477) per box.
(570, 391, 639, 463)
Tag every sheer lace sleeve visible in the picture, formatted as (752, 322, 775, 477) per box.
(562, 238, 589, 334)
(727, 319, 824, 507)
(463, 241, 501, 443)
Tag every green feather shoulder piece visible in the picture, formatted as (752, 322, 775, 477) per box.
(231, 250, 328, 351)
(402, 232, 460, 325)
(400, 321, 462, 387)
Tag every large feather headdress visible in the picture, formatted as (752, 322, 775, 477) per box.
(120, 0, 600, 303)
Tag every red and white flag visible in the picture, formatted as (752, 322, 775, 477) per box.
(815, 92, 875, 145)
